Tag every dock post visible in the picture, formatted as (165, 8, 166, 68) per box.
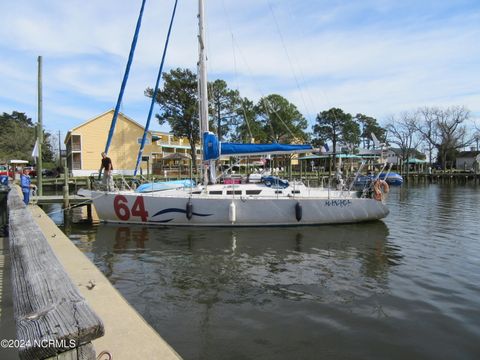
(87, 204, 93, 222)
(63, 158, 69, 209)
(63, 185, 69, 209)
(37, 56, 44, 196)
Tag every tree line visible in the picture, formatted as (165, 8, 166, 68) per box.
(148, 68, 478, 169)
(0, 111, 55, 165)
(2, 68, 477, 170)
(386, 106, 476, 169)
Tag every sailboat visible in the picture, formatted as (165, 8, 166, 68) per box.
(91, 0, 389, 226)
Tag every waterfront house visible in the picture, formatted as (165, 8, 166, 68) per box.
(64, 110, 199, 176)
(455, 150, 480, 171)
(384, 148, 426, 168)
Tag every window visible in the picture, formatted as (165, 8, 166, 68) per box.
(226, 190, 242, 195)
(246, 190, 262, 195)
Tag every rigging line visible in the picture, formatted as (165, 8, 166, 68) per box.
(228, 35, 301, 143)
(282, 2, 341, 132)
(223, 18, 303, 143)
(219, 22, 301, 143)
(261, 96, 300, 142)
(284, 1, 318, 118)
(266, 0, 312, 120)
(105, 0, 147, 155)
(221, 0, 253, 142)
(134, 0, 179, 176)
(43, 193, 106, 217)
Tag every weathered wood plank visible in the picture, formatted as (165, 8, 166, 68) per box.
(8, 188, 104, 360)
(7, 186, 25, 210)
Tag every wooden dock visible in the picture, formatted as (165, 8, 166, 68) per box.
(8, 187, 104, 359)
(34, 194, 91, 206)
(3, 186, 182, 360)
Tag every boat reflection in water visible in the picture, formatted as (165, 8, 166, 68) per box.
(82, 221, 402, 294)
(72, 221, 402, 359)
(92, 221, 394, 256)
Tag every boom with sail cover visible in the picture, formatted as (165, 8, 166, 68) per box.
(203, 132, 312, 160)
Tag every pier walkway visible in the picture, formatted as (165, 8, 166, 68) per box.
(0, 235, 17, 359)
(33, 194, 91, 205)
(1, 186, 182, 360)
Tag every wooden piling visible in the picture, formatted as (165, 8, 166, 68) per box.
(86, 204, 92, 222)
(63, 185, 69, 209)
(63, 159, 69, 209)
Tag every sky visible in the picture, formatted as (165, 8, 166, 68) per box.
(1, 0, 479, 144)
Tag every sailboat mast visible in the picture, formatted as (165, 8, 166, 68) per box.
(198, 0, 209, 134)
(198, 0, 212, 185)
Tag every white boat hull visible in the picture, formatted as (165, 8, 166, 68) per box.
(90, 187, 389, 226)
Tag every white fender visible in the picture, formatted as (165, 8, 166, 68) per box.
(229, 202, 236, 223)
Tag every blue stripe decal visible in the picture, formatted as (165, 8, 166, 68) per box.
(191, 212, 212, 217)
(152, 208, 212, 218)
(153, 208, 185, 216)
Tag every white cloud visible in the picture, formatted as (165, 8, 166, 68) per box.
(0, 0, 479, 136)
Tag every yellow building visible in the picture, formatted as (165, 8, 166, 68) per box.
(64, 110, 199, 176)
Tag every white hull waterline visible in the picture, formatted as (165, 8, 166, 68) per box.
(91, 183, 389, 226)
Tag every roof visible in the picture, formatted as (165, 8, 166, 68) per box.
(9, 159, 29, 164)
(407, 158, 427, 164)
(162, 153, 191, 160)
(161, 144, 191, 150)
(357, 149, 382, 155)
(298, 154, 364, 160)
(457, 151, 480, 157)
(388, 148, 425, 158)
(64, 109, 151, 144)
(151, 130, 173, 137)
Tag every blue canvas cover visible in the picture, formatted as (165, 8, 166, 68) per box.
(203, 132, 220, 161)
(135, 179, 195, 193)
(221, 143, 312, 156)
(203, 133, 312, 160)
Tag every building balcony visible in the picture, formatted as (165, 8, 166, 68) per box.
(71, 144, 81, 151)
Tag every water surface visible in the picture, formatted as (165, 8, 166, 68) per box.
(47, 183, 480, 359)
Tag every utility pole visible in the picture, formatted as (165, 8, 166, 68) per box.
(37, 56, 43, 196)
(58, 130, 62, 167)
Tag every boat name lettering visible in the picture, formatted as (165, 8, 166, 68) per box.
(114, 195, 149, 221)
(324, 200, 352, 207)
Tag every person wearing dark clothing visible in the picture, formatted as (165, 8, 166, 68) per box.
(100, 152, 114, 191)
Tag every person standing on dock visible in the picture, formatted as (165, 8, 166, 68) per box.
(20, 168, 36, 204)
(100, 152, 114, 191)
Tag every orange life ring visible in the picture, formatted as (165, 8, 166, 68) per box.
(373, 179, 389, 201)
(380, 179, 390, 194)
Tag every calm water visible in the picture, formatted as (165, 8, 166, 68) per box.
(47, 183, 480, 359)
